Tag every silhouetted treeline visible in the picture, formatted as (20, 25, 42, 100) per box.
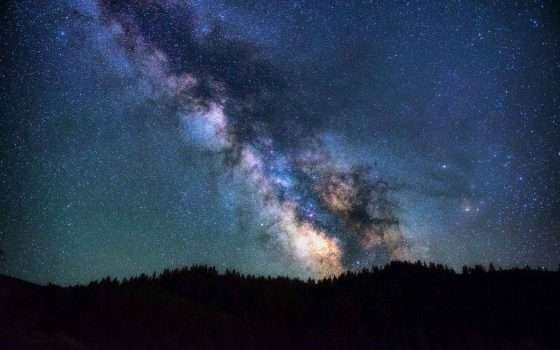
(1, 261, 559, 350)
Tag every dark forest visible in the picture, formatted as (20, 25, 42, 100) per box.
(2, 261, 559, 350)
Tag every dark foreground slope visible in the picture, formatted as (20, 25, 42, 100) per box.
(1, 262, 559, 350)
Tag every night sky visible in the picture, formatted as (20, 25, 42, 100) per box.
(1, 0, 559, 285)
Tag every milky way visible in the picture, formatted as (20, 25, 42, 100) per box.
(1, 0, 559, 284)
(90, 0, 418, 276)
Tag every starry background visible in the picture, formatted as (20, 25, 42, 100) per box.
(1, 0, 559, 285)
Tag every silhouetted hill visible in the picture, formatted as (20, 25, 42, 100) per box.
(1, 261, 559, 350)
